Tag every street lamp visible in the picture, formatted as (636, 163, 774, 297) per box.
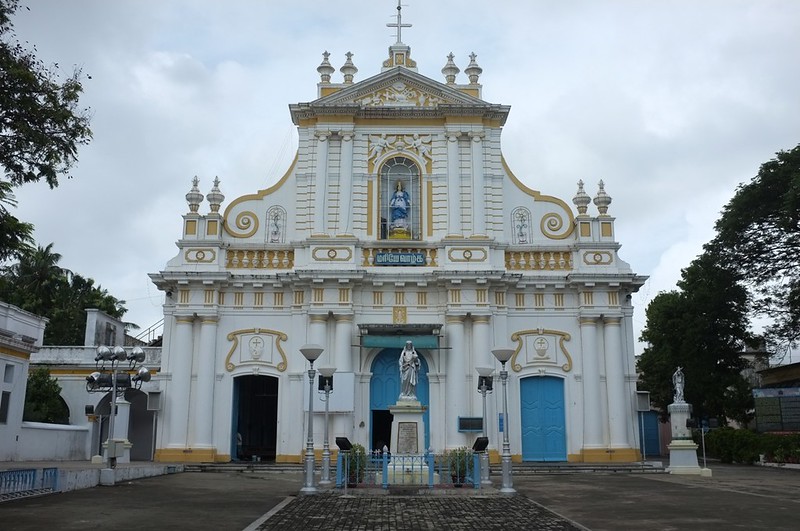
(476, 366, 494, 486)
(317, 367, 336, 485)
(299, 344, 324, 494)
(491, 347, 516, 494)
(86, 346, 151, 469)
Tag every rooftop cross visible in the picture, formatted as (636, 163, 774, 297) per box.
(387, 0, 412, 44)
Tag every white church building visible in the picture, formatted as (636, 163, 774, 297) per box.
(149, 24, 646, 465)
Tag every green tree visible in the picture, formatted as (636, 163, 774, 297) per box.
(0, 0, 92, 259)
(0, 0, 92, 187)
(711, 144, 800, 352)
(23, 366, 69, 424)
(637, 252, 753, 424)
(0, 243, 127, 345)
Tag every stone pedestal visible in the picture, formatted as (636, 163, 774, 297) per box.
(383, 399, 436, 485)
(389, 400, 426, 455)
(667, 401, 701, 475)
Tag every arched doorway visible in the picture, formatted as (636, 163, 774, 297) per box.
(520, 376, 567, 461)
(369, 348, 429, 452)
(95, 389, 155, 461)
(232, 375, 279, 461)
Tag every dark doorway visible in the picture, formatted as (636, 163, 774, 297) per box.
(233, 375, 279, 461)
(371, 409, 394, 452)
(95, 390, 154, 461)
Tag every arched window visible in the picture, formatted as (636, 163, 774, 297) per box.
(379, 156, 421, 240)
(511, 207, 531, 244)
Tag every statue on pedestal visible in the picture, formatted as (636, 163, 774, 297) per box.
(399, 340, 420, 400)
(672, 367, 685, 403)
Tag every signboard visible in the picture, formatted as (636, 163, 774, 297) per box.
(374, 252, 426, 266)
(753, 388, 800, 432)
(396, 422, 419, 454)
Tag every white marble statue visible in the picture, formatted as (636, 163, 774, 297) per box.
(672, 367, 685, 403)
(399, 340, 420, 400)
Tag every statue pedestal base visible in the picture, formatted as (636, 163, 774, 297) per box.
(667, 401, 701, 475)
(389, 399, 426, 454)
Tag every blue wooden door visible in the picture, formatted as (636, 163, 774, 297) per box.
(520, 376, 567, 461)
(638, 411, 661, 457)
(370, 348, 429, 450)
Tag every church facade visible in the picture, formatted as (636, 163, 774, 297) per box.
(150, 35, 646, 464)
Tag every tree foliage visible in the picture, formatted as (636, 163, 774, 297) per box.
(0, 0, 92, 188)
(23, 366, 69, 424)
(0, 0, 91, 260)
(637, 252, 753, 424)
(711, 144, 800, 350)
(0, 243, 127, 345)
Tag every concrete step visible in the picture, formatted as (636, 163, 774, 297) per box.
(185, 461, 666, 474)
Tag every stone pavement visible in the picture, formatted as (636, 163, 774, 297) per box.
(250, 492, 583, 531)
(2, 462, 800, 530)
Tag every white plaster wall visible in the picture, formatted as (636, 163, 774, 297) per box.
(18, 422, 89, 460)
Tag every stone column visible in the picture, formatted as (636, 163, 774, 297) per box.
(333, 314, 354, 441)
(446, 132, 462, 236)
(110, 398, 131, 464)
(313, 131, 330, 236)
(334, 314, 353, 372)
(446, 315, 467, 448)
(580, 316, 603, 451)
(309, 313, 329, 363)
(472, 315, 491, 413)
(469, 132, 486, 236)
(168, 315, 194, 448)
(338, 133, 354, 235)
(603, 316, 628, 448)
(194, 316, 218, 450)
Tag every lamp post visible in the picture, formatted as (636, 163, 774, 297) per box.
(299, 344, 324, 494)
(491, 347, 516, 494)
(317, 367, 336, 485)
(86, 346, 151, 470)
(476, 366, 494, 486)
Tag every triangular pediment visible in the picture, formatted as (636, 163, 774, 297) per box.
(312, 67, 488, 108)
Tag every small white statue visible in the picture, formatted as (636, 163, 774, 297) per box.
(672, 367, 685, 403)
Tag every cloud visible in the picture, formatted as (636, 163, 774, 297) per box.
(7, 1, 800, 350)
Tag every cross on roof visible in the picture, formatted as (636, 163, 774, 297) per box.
(387, 0, 412, 44)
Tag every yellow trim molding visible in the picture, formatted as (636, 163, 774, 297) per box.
(502, 156, 575, 239)
(225, 328, 288, 372)
(154, 448, 218, 463)
(223, 152, 298, 238)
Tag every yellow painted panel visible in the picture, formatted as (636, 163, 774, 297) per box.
(580, 222, 591, 237)
(185, 219, 197, 236)
(206, 219, 218, 235)
(276, 454, 303, 464)
(601, 221, 613, 237)
(319, 86, 342, 97)
(154, 447, 218, 463)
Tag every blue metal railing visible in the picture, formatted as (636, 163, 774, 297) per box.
(336, 450, 481, 489)
(0, 468, 59, 501)
(0, 469, 36, 495)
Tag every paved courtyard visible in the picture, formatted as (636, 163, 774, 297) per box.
(2, 463, 800, 530)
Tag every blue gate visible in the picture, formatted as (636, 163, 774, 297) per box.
(370, 348, 430, 450)
(638, 410, 661, 457)
(520, 376, 567, 461)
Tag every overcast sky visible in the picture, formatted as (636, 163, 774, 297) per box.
(9, 1, 800, 350)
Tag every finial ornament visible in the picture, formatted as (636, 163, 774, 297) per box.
(340, 51, 358, 84)
(464, 52, 483, 84)
(206, 176, 225, 213)
(317, 51, 335, 83)
(593, 179, 612, 216)
(185, 176, 204, 214)
(387, 0, 412, 44)
(441, 52, 460, 84)
(572, 180, 591, 216)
